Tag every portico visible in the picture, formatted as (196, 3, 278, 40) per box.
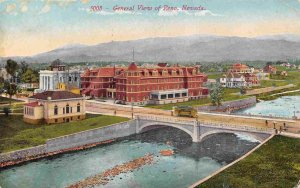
(149, 89, 189, 104)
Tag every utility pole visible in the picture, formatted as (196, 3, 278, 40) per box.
(132, 48, 135, 62)
(131, 102, 134, 119)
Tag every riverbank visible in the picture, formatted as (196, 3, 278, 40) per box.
(0, 114, 129, 153)
(0, 139, 115, 168)
(197, 135, 300, 188)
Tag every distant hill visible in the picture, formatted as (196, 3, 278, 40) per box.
(1, 34, 300, 64)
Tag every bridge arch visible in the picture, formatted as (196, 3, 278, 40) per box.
(137, 122, 194, 140)
(200, 130, 263, 143)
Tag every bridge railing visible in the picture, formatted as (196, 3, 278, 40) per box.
(201, 121, 274, 133)
(136, 115, 195, 125)
(199, 111, 293, 120)
(136, 115, 274, 134)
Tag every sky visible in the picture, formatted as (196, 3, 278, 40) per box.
(0, 0, 300, 57)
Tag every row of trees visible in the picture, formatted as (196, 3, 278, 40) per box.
(0, 59, 39, 99)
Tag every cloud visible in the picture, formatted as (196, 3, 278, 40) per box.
(39, 4, 51, 14)
(158, 9, 180, 16)
(20, 4, 28, 12)
(194, 10, 224, 17)
(158, 8, 223, 17)
(6, 3, 16, 13)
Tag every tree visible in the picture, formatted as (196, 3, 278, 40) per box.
(210, 83, 224, 106)
(21, 68, 38, 83)
(19, 61, 28, 75)
(5, 59, 19, 79)
(240, 86, 247, 95)
(4, 81, 18, 99)
(3, 107, 11, 117)
(0, 77, 4, 94)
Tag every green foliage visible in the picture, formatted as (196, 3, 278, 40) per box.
(199, 136, 300, 188)
(210, 83, 224, 106)
(2, 107, 11, 117)
(0, 114, 129, 153)
(19, 61, 28, 75)
(0, 96, 21, 105)
(0, 77, 4, 94)
(5, 59, 19, 77)
(3, 81, 18, 98)
(21, 68, 38, 83)
(240, 86, 247, 95)
(207, 73, 223, 79)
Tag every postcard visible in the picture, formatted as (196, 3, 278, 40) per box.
(0, 0, 299, 187)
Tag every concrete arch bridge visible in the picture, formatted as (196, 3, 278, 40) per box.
(135, 116, 274, 142)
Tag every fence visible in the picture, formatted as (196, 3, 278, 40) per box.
(136, 115, 274, 134)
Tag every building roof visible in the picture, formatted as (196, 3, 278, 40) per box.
(226, 72, 243, 78)
(128, 62, 138, 71)
(81, 64, 206, 78)
(50, 59, 65, 68)
(30, 90, 83, 100)
(157, 63, 168, 67)
(25, 101, 43, 107)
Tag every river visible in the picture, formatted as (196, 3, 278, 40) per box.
(0, 127, 260, 188)
(235, 96, 300, 118)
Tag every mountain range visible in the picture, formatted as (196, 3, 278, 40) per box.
(1, 34, 300, 64)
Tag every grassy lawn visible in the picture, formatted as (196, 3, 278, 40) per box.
(0, 114, 129, 153)
(207, 73, 223, 79)
(146, 88, 248, 110)
(0, 96, 21, 105)
(271, 69, 300, 86)
(199, 136, 300, 188)
(0, 103, 24, 113)
(252, 80, 290, 89)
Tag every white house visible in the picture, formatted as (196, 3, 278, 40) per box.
(219, 73, 247, 88)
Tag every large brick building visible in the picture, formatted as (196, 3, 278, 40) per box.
(81, 63, 209, 105)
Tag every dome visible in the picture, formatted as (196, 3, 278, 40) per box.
(128, 62, 138, 71)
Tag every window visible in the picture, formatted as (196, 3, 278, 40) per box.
(78, 116, 80, 120)
(161, 94, 167, 99)
(77, 103, 80, 112)
(63, 108, 65, 114)
(66, 104, 69, 113)
(54, 105, 58, 115)
(168, 94, 174, 98)
(69, 77, 72, 82)
(55, 119, 58, 123)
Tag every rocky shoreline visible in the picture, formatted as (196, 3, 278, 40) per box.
(67, 154, 154, 188)
(0, 139, 115, 168)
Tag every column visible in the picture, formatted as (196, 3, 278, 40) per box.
(48, 76, 50, 90)
(193, 121, 200, 142)
(45, 76, 47, 90)
(50, 76, 53, 90)
(40, 75, 43, 90)
(44, 76, 46, 90)
(47, 76, 49, 90)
